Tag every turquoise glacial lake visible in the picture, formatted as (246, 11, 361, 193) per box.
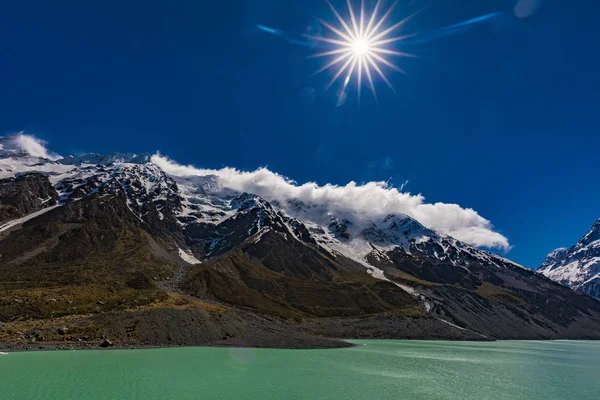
(1, 340, 599, 399)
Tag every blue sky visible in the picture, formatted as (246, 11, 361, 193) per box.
(1, 0, 599, 268)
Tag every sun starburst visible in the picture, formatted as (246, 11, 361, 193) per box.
(308, 0, 418, 102)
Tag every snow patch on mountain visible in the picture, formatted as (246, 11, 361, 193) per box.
(178, 248, 201, 265)
(0, 204, 60, 233)
(0, 157, 74, 180)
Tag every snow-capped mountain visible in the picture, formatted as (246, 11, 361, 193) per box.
(2, 138, 600, 345)
(540, 219, 600, 300)
(0, 142, 565, 293)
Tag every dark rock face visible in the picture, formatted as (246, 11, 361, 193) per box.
(328, 216, 352, 241)
(0, 173, 58, 224)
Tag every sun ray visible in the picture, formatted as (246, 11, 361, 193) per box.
(357, 56, 363, 102)
(346, 0, 360, 39)
(369, 34, 417, 47)
(368, 10, 421, 43)
(344, 57, 358, 87)
(318, 18, 355, 43)
(307, 47, 355, 59)
(365, 54, 395, 92)
(359, 0, 365, 38)
(313, 50, 354, 76)
(363, 0, 383, 39)
(368, 51, 406, 74)
(326, 54, 357, 89)
(368, 47, 416, 58)
(326, 0, 357, 40)
(363, 59, 378, 102)
(304, 34, 351, 47)
(364, 0, 398, 41)
(311, 0, 417, 102)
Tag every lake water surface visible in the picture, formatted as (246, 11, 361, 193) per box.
(1, 340, 599, 400)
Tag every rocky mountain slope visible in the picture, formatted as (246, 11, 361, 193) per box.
(2, 136, 600, 349)
(539, 219, 600, 300)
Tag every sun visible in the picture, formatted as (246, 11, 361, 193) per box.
(352, 39, 370, 55)
(307, 0, 418, 102)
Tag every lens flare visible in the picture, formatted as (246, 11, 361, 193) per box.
(307, 0, 418, 102)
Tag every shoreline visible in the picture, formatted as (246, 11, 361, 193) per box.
(0, 339, 355, 353)
(3, 304, 599, 353)
(3, 337, 600, 354)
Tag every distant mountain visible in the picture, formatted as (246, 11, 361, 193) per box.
(2, 145, 600, 350)
(539, 219, 600, 300)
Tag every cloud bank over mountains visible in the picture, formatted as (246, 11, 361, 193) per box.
(0, 133, 510, 250)
(152, 154, 510, 251)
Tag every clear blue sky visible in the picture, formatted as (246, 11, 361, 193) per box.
(1, 0, 598, 268)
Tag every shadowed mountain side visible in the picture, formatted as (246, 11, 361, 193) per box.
(182, 229, 421, 318)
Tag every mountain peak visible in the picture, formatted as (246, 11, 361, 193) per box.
(541, 247, 568, 269)
(230, 193, 272, 212)
(580, 218, 600, 247)
(382, 213, 429, 234)
(540, 218, 600, 300)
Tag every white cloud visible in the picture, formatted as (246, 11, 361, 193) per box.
(7, 132, 61, 160)
(152, 154, 511, 251)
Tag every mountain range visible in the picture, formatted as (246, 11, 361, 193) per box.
(1, 135, 600, 349)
